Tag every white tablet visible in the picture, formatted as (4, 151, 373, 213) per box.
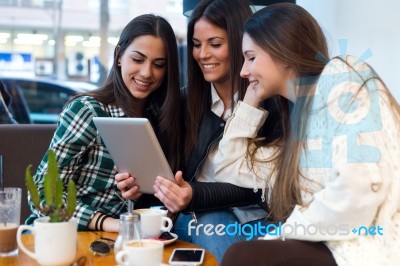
(93, 117, 175, 194)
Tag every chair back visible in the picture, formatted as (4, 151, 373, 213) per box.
(0, 124, 56, 223)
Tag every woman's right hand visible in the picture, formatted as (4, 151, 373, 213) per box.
(243, 82, 263, 107)
(114, 172, 142, 200)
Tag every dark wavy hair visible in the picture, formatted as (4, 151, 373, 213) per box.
(184, 0, 253, 159)
(73, 14, 182, 171)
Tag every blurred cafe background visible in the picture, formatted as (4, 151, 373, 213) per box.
(0, 0, 399, 124)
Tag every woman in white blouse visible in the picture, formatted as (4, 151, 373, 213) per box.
(217, 3, 400, 266)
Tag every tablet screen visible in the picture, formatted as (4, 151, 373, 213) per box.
(93, 117, 175, 193)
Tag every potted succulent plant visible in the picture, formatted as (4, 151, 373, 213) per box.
(25, 149, 76, 222)
(17, 149, 78, 266)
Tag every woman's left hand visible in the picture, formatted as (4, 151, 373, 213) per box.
(153, 171, 192, 213)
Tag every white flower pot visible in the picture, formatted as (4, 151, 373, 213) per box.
(17, 217, 77, 266)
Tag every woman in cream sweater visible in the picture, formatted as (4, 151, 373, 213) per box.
(215, 3, 400, 266)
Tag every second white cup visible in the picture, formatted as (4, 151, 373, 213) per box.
(134, 208, 173, 239)
(115, 239, 164, 266)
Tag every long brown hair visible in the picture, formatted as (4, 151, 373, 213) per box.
(71, 14, 183, 171)
(184, 0, 253, 160)
(244, 3, 329, 222)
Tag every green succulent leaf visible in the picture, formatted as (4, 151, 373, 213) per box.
(25, 165, 41, 209)
(47, 150, 58, 204)
(66, 179, 77, 219)
(55, 179, 63, 210)
(43, 172, 53, 207)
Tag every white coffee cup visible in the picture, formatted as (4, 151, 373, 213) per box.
(134, 208, 173, 239)
(17, 217, 77, 266)
(115, 239, 164, 266)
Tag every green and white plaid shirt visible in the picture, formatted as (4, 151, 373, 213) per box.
(27, 96, 127, 230)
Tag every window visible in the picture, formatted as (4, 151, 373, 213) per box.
(16, 80, 73, 114)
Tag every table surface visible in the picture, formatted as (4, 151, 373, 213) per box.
(0, 231, 218, 266)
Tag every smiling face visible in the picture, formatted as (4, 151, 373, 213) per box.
(192, 17, 230, 89)
(118, 35, 167, 100)
(241, 33, 296, 102)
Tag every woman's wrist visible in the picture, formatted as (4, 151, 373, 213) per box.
(88, 212, 101, 230)
(102, 217, 119, 232)
(88, 212, 119, 232)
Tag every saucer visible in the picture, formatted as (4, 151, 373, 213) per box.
(158, 232, 178, 245)
(146, 232, 178, 245)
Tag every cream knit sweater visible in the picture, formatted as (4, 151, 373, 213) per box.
(214, 57, 400, 266)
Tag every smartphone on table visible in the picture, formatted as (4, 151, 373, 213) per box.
(168, 248, 205, 266)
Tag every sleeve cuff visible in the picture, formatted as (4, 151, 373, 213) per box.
(233, 101, 269, 127)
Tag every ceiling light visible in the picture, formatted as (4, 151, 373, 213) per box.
(14, 39, 43, 45)
(17, 33, 48, 40)
(65, 35, 84, 42)
(82, 41, 100, 48)
(0, 33, 11, 38)
(89, 36, 100, 42)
